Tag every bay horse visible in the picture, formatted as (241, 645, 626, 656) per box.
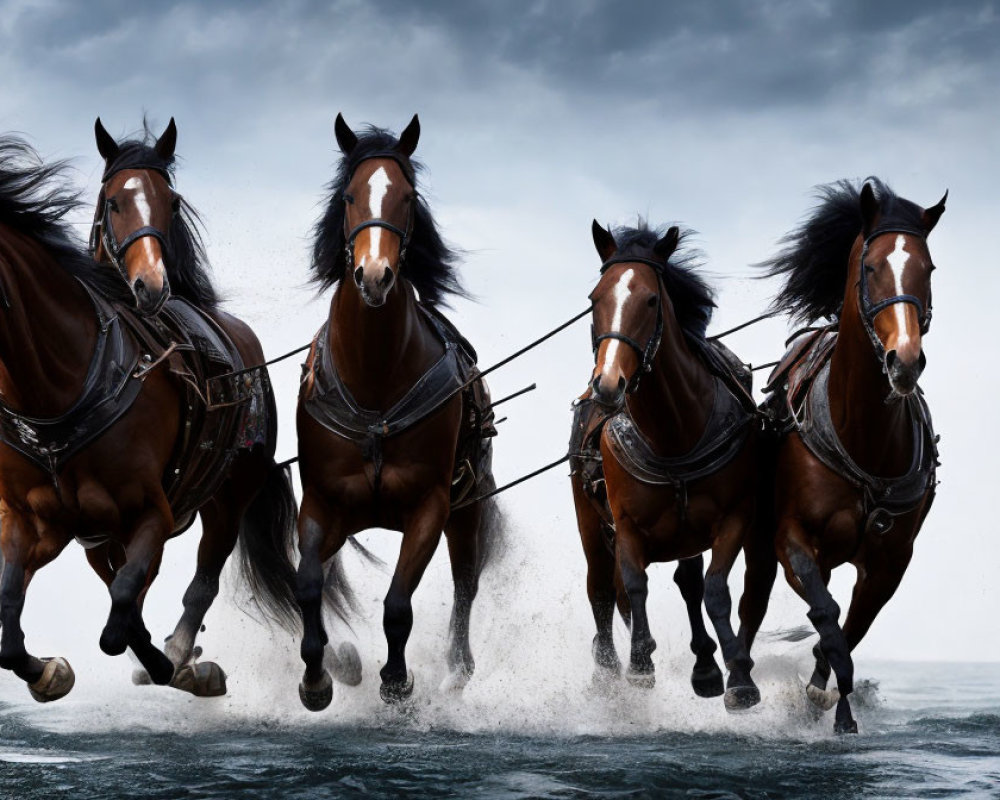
(740, 178, 945, 733)
(291, 114, 503, 711)
(573, 221, 767, 709)
(0, 127, 292, 704)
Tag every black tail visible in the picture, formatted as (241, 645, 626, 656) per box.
(473, 471, 507, 575)
(235, 460, 300, 631)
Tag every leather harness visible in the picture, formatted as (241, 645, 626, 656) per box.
(763, 328, 938, 534)
(569, 337, 757, 541)
(0, 286, 272, 540)
(302, 301, 495, 505)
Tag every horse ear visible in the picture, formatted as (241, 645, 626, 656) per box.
(334, 113, 357, 155)
(94, 118, 119, 161)
(922, 189, 948, 233)
(653, 226, 680, 260)
(592, 219, 617, 262)
(154, 118, 177, 160)
(860, 181, 881, 235)
(397, 114, 420, 157)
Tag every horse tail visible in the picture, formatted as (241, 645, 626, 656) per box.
(235, 458, 300, 632)
(472, 469, 508, 576)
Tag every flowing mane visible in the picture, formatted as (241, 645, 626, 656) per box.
(98, 122, 218, 309)
(311, 125, 465, 307)
(0, 136, 127, 298)
(611, 223, 715, 341)
(758, 177, 926, 324)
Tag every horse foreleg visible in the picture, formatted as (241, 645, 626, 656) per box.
(0, 512, 74, 701)
(736, 513, 778, 657)
(704, 516, 760, 710)
(572, 477, 620, 679)
(380, 493, 448, 703)
(616, 522, 655, 688)
(295, 493, 349, 711)
(99, 508, 173, 684)
(780, 534, 857, 734)
(673, 555, 723, 698)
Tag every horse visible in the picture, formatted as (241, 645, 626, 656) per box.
(572, 220, 767, 709)
(0, 125, 293, 704)
(739, 178, 946, 733)
(291, 114, 503, 711)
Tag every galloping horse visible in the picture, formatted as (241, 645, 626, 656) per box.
(740, 179, 945, 733)
(293, 115, 502, 710)
(571, 221, 767, 709)
(0, 127, 292, 703)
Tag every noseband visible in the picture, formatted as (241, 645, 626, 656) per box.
(591, 256, 666, 393)
(857, 227, 933, 366)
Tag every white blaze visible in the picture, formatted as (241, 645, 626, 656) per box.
(123, 176, 152, 223)
(886, 234, 911, 349)
(601, 269, 635, 379)
(364, 166, 391, 265)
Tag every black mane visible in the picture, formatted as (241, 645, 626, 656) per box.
(0, 136, 128, 299)
(311, 125, 465, 307)
(99, 123, 218, 309)
(611, 223, 715, 341)
(758, 177, 925, 323)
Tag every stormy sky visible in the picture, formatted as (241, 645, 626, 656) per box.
(2, 0, 998, 668)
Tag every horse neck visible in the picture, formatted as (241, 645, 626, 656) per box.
(327, 278, 442, 410)
(625, 291, 713, 456)
(827, 243, 914, 476)
(0, 228, 97, 415)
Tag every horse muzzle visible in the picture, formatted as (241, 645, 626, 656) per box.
(885, 348, 925, 396)
(591, 373, 627, 410)
(353, 262, 395, 308)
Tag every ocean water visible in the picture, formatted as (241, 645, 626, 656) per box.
(1, 653, 997, 799)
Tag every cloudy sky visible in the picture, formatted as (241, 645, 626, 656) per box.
(2, 0, 998, 692)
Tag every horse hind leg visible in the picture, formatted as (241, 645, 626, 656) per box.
(673, 555, 724, 698)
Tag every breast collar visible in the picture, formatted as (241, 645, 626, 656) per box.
(796, 360, 938, 523)
(603, 376, 754, 492)
(0, 279, 143, 478)
(304, 302, 474, 455)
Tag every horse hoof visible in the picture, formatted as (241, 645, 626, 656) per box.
(834, 718, 859, 735)
(99, 629, 127, 657)
(171, 661, 227, 697)
(299, 671, 333, 712)
(724, 685, 761, 711)
(131, 668, 152, 686)
(328, 642, 362, 687)
(380, 671, 415, 703)
(439, 666, 472, 694)
(625, 668, 655, 689)
(691, 663, 725, 698)
(806, 683, 840, 711)
(28, 658, 75, 703)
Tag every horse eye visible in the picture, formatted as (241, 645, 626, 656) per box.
(344, 193, 354, 205)
(863, 264, 875, 274)
(646, 295, 657, 307)
(171, 194, 181, 213)
(108, 197, 119, 213)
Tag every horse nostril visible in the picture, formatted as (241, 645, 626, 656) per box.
(354, 266, 364, 286)
(617, 376, 626, 392)
(381, 267, 393, 287)
(592, 375, 601, 394)
(885, 349, 898, 372)
(134, 278, 150, 304)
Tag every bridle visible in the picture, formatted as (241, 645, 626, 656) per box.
(89, 166, 177, 286)
(857, 226, 933, 367)
(342, 154, 417, 273)
(591, 256, 665, 393)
